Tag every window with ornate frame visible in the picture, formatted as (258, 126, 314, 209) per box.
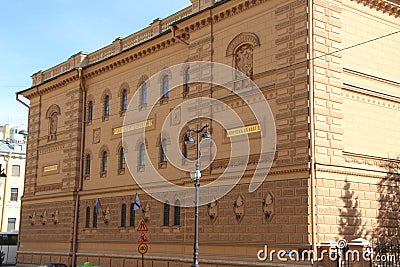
(129, 203, 136, 227)
(85, 207, 91, 228)
(118, 147, 125, 174)
(163, 201, 170, 226)
(162, 75, 169, 99)
(121, 89, 128, 112)
(101, 151, 107, 176)
(87, 101, 93, 122)
(103, 95, 110, 120)
(85, 154, 91, 176)
(93, 206, 97, 228)
(174, 200, 181, 226)
(121, 204, 127, 227)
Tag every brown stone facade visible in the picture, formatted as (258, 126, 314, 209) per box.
(17, 0, 400, 267)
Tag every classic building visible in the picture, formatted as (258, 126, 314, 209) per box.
(0, 140, 26, 232)
(16, 0, 400, 266)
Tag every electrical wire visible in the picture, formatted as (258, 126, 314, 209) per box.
(20, 29, 400, 136)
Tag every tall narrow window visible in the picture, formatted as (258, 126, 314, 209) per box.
(121, 204, 127, 227)
(119, 147, 125, 170)
(12, 165, 20, 176)
(174, 200, 181, 226)
(161, 138, 167, 162)
(141, 83, 147, 105)
(102, 151, 108, 172)
(93, 206, 97, 228)
(162, 75, 169, 98)
(163, 201, 170, 226)
(121, 89, 128, 111)
(85, 154, 91, 176)
(85, 207, 91, 228)
(88, 101, 93, 122)
(139, 143, 145, 166)
(10, 188, 18, 201)
(7, 218, 16, 232)
(104, 95, 110, 117)
(129, 203, 136, 227)
(184, 68, 190, 92)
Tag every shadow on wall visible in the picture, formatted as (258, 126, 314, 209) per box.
(375, 157, 400, 241)
(338, 179, 368, 241)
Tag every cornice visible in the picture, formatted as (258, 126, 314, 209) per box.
(351, 0, 400, 17)
(343, 151, 400, 170)
(24, 74, 79, 100)
(83, 37, 178, 80)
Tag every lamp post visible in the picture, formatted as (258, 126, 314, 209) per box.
(184, 124, 211, 267)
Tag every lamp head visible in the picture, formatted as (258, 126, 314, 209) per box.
(190, 170, 201, 180)
(184, 133, 195, 145)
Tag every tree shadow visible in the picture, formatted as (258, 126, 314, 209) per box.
(338, 179, 366, 240)
(374, 158, 400, 241)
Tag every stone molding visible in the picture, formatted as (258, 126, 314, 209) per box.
(351, 0, 400, 17)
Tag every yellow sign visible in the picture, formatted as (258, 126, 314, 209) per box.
(138, 243, 148, 254)
(226, 124, 261, 137)
(43, 164, 58, 173)
(113, 119, 153, 135)
(138, 232, 149, 243)
(137, 220, 148, 232)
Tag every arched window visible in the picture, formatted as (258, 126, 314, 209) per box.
(104, 95, 110, 117)
(119, 147, 125, 170)
(162, 75, 169, 98)
(184, 68, 190, 92)
(93, 206, 97, 228)
(139, 143, 146, 166)
(129, 203, 135, 227)
(141, 83, 147, 105)
(160, 138, 167, 162)
(163, 201, 170, 226)
(121, 204, 127, 227)
(85, 206, 91, 228)
(85, 154, 91, 176)
(174, 200, 181, 226)
(87, 101, 93, 122)
(101, 151, 108, 172)
(121, 89, 128, 111)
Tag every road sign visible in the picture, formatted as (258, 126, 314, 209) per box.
(138, 243, 148, 254)
(137, 219, 148, 232)
(138, 232, 149, 243)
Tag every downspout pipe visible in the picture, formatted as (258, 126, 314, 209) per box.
(71, 67, 86, 267)
(307, 0, 318, 262)
(16, 92, 30, 108)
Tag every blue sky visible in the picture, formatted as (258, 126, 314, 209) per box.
(0, 0, 189, 126)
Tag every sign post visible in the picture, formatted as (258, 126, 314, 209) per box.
(137, 219, 149, 267)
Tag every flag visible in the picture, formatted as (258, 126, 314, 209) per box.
(95, 198, 103, 215)
(134, 193, 141, 211)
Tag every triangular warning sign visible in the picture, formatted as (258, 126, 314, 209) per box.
(138, 232, 149, 243)
(137, 219, 148, 231)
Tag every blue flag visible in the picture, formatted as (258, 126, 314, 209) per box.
(134, 193, 141, 211)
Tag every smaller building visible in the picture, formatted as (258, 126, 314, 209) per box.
(0, 138, 26, 231)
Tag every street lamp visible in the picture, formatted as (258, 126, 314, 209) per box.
(184, 124, 211, 267)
